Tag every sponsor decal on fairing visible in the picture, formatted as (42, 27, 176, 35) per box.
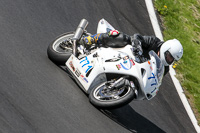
(69, 61, 75, 71)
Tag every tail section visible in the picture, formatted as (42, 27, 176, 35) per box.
(97, 18, 115, 34)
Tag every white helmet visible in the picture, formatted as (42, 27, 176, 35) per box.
(160, 39, 183, 66)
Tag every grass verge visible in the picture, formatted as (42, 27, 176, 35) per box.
(154, 0, 200, 125)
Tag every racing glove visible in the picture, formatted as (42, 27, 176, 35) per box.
(131, 39, 143, 55)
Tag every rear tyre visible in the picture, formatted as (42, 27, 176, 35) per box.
(89, 80, 135, 109)
(47, 32, 74, 65)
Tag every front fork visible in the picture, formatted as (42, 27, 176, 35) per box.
(106, 76, 138, 97)
(107, 76, 130, 90)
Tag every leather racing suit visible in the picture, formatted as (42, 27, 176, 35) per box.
(81, 31, 169, 75)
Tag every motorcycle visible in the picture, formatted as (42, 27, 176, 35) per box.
(47, 19, 164, 109)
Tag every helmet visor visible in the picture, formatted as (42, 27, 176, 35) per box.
(164, 51, 174, 65)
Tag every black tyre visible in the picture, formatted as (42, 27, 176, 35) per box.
(89, 81, 135, 109)
(47, 32, 74, 65)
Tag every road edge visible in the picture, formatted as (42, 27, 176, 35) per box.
(145, 0, 200, 132)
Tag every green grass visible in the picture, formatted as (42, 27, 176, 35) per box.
(154, 0, 200, 124)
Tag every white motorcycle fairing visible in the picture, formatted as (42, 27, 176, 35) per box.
(66, 44, 164, 100)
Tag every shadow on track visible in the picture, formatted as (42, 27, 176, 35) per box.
(100, 105, 166, 133)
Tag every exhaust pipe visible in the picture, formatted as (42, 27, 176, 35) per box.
(73, 19, 89, 40)
(72, 19, 89, 56)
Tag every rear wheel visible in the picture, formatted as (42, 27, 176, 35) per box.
(47, 32, 74, 65)
(89, 80, 135, 109)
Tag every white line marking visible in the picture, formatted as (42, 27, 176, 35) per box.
(145, 0, 163, 41)
(145, 0, 200, 132)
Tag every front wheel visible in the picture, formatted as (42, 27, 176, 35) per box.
(47, 32, 74, 65)
(89, 81, 135, 109)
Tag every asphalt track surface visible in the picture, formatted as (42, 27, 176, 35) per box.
(0, 0, 196, 133)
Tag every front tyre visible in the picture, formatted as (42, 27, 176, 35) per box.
(89, 81, 135, 109)
(47, 32, 74, 65)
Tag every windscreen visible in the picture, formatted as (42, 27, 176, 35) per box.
(149, 50, 164, 84)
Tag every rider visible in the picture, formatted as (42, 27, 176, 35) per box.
(80, 30, 183, 75)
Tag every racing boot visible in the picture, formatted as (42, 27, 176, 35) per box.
(80, 33, 104, 49)
(80, 35, 95, 49)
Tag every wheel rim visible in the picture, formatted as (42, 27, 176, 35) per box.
(93, 82, 131, 101)
(52, 33, 74, 53)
